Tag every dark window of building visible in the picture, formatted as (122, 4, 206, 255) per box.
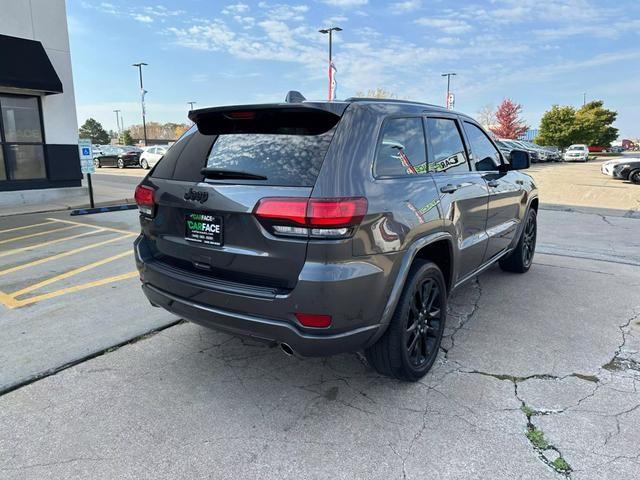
(0, 95, 46, 180)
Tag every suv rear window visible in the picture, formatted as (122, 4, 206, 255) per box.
(204, 130, 335, 187)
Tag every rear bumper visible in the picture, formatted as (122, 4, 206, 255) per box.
(134, 235, 395, 356)
(142, 283, 378, 356)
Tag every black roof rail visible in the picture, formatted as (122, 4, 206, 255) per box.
(285, 90, 306, 103)
(344, 97, 444, 109)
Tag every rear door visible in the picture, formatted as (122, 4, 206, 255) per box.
(425, 116, 489, 281)
(461, 121, 524, 261)
(141, 105, 344, 290)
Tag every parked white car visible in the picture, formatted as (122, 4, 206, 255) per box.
(139, 145, 168, 169)
(563, 144, 589, 162)
(601, 158, 631, 176)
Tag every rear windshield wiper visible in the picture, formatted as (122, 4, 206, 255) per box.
(201, 168, 267, 180)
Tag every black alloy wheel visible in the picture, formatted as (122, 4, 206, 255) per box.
(365, 260, 447, 381)
(499, 208, 537, 273)
(521, 211, 536, 269)
(405, 277, 442, 368)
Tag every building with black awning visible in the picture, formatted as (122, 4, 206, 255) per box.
(0, 0, 82, 198)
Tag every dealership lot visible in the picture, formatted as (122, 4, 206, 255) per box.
(1, 201, 639, 479)
(0, 210, 177, 392)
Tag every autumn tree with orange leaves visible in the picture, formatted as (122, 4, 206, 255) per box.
(489, 99, 529, 139)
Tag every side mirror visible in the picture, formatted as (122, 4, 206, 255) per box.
(509, 149, 530, 170)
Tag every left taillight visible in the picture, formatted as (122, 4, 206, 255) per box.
(253, 197, 367, 239)
(134, 185, 155, 217)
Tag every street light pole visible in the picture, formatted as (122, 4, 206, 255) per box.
(319, 26, 342, 100)
(583, 92, 586, 106)
(113, 109, 121, 143)
(441, 72, 456, 109)
(187, 101, 196, 111)
(132, 62, 148, 146)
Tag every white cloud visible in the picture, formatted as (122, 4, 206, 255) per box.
(415, 17, 472, 34)
(222, 3, 250, 15)
(390, 1, 421, 14)
(132, 14, 153, 24)
(321, 0, 368, 7)
(257, 2, 309, 21)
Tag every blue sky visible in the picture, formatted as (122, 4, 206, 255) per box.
(68, 0, 640, 138)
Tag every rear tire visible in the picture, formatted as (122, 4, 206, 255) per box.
(141, 159, 149, 169)
(117, 158, 125, 169)
(365, 260, 447, 381)
(499, 208, 537, 273)
(94, 158, 101, 168)
(629, 170, 640, 185)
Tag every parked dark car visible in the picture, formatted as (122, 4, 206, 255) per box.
(613, 160, 640, 183)
(134, 93, 539, 381)
(94, 145, 143, 168)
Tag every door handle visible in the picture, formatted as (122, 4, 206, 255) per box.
(487, 180, 500, 188)
(439, 184, 459, 194)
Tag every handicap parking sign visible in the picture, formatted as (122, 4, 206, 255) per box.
(82, 147, 91, 156)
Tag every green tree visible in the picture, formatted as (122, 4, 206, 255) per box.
(536, 106, 579, 149)
(78, 118, 110, 144)
(122, 129, 134, 145)
(536, 101, 618, 148)
(575, 101, 618, 147)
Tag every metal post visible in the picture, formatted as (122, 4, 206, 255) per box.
(113, 109, 121, 143)
(87, 173, 95, 208)
(319, 27, 342, 100)
(187, 101, 196, 111)
(441, 72, 457, 109)
(133, 62, 148, 146)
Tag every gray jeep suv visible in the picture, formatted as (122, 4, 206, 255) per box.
(134, 94, 538, 381)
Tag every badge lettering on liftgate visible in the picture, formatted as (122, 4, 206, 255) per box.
(184, 188, 208, 203)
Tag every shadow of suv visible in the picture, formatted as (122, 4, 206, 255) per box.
(134, 93, 538, 381)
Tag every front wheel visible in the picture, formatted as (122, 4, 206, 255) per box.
(499, 208, 537, 273)
(365, 260, 447, 381)
(629, 170, 640, 185)
(94, 158, 101, 168)
(140, 159, 149, 169)
(117, 158, 125, 169)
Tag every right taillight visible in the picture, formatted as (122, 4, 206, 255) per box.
(134, 184, 155, 217)
(253, 197, 367, 239)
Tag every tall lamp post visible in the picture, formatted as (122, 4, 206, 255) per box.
(113, 109, 121, 143)
(441, 72, 457, 109)
(187, 101, 196, 111)
(132, 62, 148, 146)
(319, 26, 342, 100)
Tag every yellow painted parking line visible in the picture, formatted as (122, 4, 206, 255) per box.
(0, 233, 135, 278)
(0, 220, 57, 234)
(5, 271, 138, 308)
(0, 224, 80, 245)
(0, 229, 106, 258)
(0, 290, 18, 309)
(47, 217, 138, 236)
(12, 251, 133, 297)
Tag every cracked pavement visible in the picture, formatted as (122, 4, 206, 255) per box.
(1, 206, 639, 479)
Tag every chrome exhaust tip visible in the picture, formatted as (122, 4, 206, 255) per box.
(280, 343, 294, 357)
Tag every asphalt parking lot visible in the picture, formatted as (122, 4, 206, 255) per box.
(1, 162, 639, 479)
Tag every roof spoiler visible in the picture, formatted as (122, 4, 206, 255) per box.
(188, 102, 348, 135)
